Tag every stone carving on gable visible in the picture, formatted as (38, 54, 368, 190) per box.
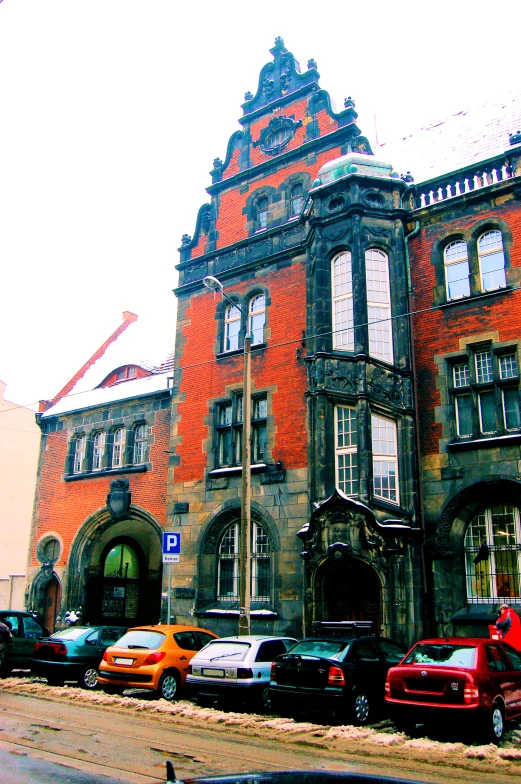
(367, 366, 403, 406)
(324, 359, 356, 393)
(253, 116, 303, 157)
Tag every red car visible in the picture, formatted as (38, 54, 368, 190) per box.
(385, 637, 521, 742)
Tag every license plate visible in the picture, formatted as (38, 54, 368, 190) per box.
(114, 657, 133, 665)
(202, 668, 225, 677)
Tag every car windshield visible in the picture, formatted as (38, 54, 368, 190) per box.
(288, 639, 350, 661)
(113, 630, 165, 650)
(50, 627, 88, 641)
(200, 641, 251, 662)
(404, 644, 477, 668)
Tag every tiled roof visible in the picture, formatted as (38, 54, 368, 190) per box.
(375, 90, 521, 184)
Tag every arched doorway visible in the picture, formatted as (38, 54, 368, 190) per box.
(322, 557, 381, 628)
(44, 578, 60, 634)
(85, 537, 158, 626)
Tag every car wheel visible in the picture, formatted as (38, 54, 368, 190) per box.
(260, 685, 272, 713)
(47, 677, 65, 687)
(393, 715, 417, 736)
(352, 690, 372, 725)
(158, 671, 179, 701)
(81, 667, 99, 690)
(102, 685, 124, 696)
(483, 700, 505, 744)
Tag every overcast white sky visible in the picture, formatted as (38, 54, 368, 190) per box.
(1, 0, 521, 408)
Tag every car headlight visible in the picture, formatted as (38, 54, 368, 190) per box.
(191, 667, 202, 676)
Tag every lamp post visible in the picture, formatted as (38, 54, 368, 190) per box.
(203, 276, 252, 635)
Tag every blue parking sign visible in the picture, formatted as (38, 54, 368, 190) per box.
(162, 532, 181, 563)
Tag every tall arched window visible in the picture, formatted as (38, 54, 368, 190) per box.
(104, 542, 140, 579)
(133, 424, 148, 464)
(478, 230, 506, 291)
(366, 249, 393, 362)
(224, 303, 241, 352)
(445, 240, 470, 300)
(465, 505, 521, 602)
(249, 294, 265, 345)
(92, 431, 105, 471)
(112, 428, 126, 467)
(217, 521, 271, 601)
(332, 252, 354, 351)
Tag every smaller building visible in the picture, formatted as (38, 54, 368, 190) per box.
(26, 312, 174, 633)
(0, 380, 40, 610)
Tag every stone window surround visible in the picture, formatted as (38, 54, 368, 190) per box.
(431, 218, 513, 307)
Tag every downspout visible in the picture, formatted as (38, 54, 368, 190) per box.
(404, 218, 430, 637)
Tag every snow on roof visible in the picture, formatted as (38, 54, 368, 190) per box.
(52, 313, 174, 402)
(41, 372, 171, 418)
(375, 90, 521, 184)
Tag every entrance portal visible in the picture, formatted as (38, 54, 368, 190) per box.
(323, 558, 381, 628)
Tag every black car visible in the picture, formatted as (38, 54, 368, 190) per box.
(31, 625, 127, 689)
(0, 611, 48, 675)
(269, 622, 406, 725)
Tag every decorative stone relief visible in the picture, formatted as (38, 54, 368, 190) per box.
(367, 366, 403, 406)
(324, 359, 356, 393)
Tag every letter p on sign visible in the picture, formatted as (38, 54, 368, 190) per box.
(162, 532, 181, 563)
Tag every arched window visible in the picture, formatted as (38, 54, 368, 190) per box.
(249, 295, 265, 345)
(478, 230, 506, 291)
(366, 249, 393, 362)
(112, 428, 126, 467)
(92, 431, 105, 471)
(133, 424, 148, 464)
(217, 521, 271, 601)
(332, 252, 354, 351)
(256, 197, 268, 231)
(72, 436, 85, 474)
(224, 303, 241, 352)
(290, 184, 303, 217)
(445, 240, 470, 300)
(465, 505, 521, 602)
(104, 542, 140, 579)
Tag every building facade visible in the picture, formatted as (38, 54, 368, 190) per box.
(26, 313, 173, 633)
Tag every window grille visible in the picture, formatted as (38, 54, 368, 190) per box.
(476, 351, 493, 383)
(465, 505, 521, 602)
(217, 521, 271, 601)
(335, 406, 358, 495)
(454, 363, 470, 387)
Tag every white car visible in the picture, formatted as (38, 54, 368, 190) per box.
(186, 634, 297, 711)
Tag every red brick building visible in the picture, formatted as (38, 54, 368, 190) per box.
(168, 40, 521, 644)
(26, 312, 173, 632)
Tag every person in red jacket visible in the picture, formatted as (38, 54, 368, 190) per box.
(496, 604, 521, 651)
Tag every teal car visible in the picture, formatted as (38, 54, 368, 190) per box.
(31, 625, 126, 689)
(0, 611, 48, 675)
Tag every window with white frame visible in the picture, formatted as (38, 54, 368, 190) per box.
(92, 432, 105, 471)
(217, 521, 271, 600)
(224, 303, 241, 352)
(366, 249, 393, 362)
(335, 405, 358, 495)
(450, 348, 520, 440)
(133, 424, 148, 464)
(332, 252, 354, 351)
(256, 197, 268, 231)
(289, 184, 303, 217)
(249, 295, 265, 345)
(112, 428, 126, 467)
(464, 505, 521, 602)
(371, 414, 398, 503)
(444, 240, 470, 300)
(73, 436, 86, 474)
(216, 395, 267, 468)
(478, 230, 506, 291)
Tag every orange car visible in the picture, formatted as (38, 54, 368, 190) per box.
(97, 624, 218, 700)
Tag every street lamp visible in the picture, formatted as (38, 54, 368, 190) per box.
(203, 276, 252, 635)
